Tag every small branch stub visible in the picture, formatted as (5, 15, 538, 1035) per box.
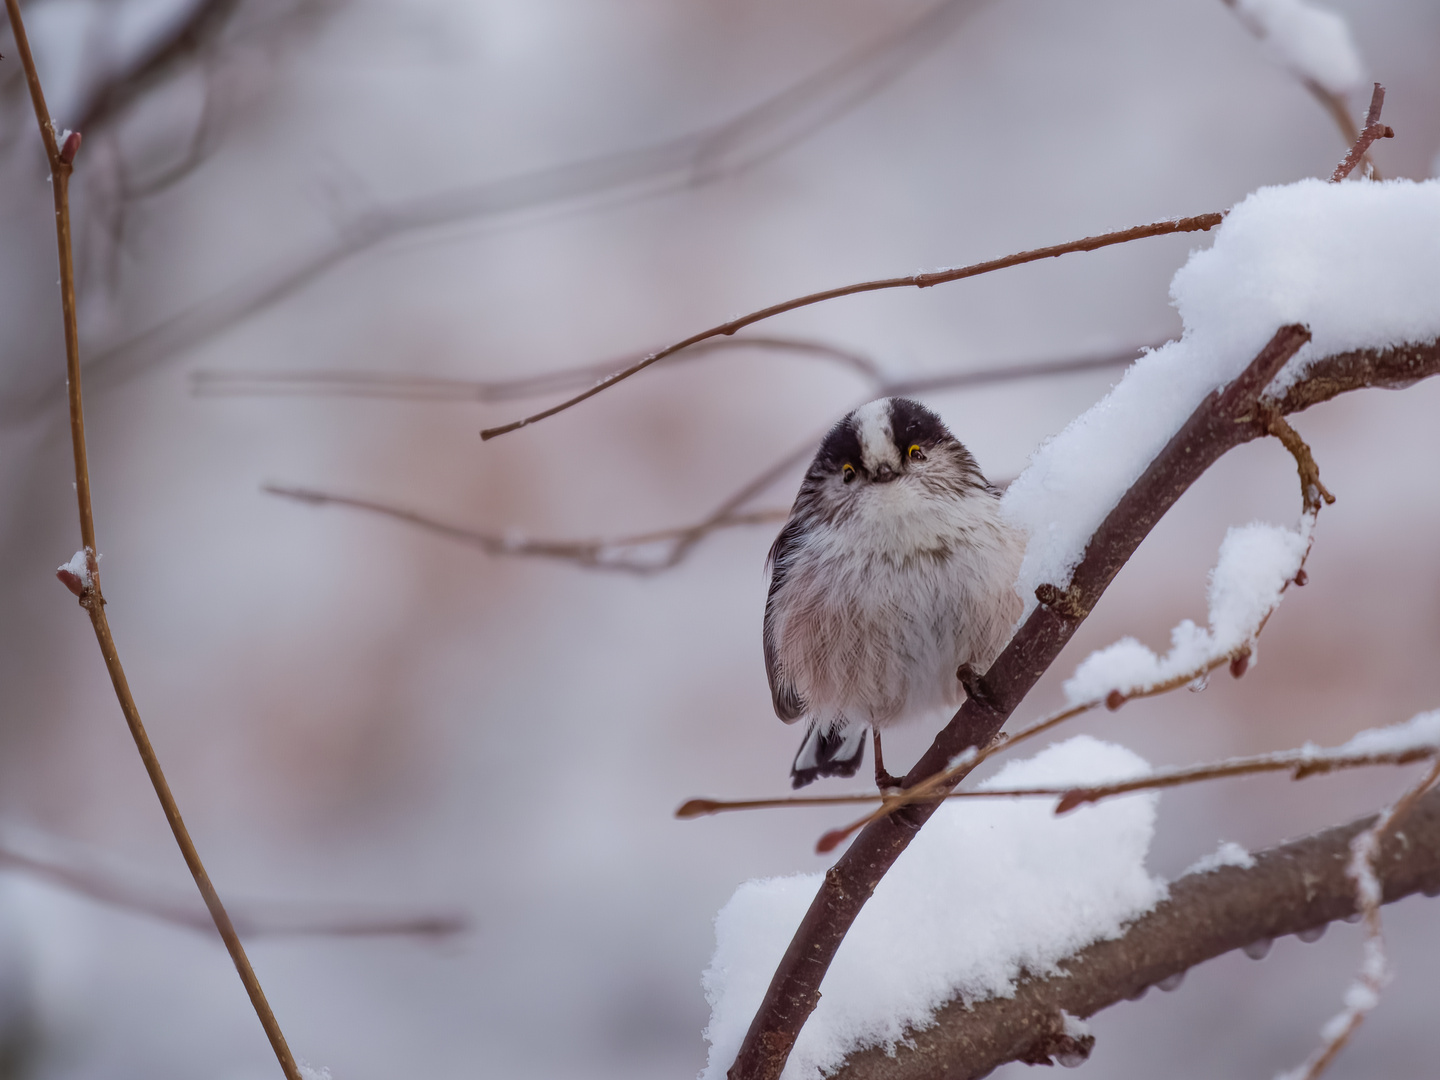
(1330, 84, 1394, 183)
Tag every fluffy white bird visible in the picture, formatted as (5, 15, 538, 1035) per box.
(764, 397, 1024, 788)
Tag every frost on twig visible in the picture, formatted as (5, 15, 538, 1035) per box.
(1275, 756, 1440, 1080)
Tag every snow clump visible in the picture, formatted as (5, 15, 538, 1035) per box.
(700, 737, 1166, 1080)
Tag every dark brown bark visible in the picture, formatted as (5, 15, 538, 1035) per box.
(831, 783, 1440, 1080)
(727, 330, 1440, 1080)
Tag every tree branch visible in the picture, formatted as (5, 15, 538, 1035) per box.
(0, 831, 468, 941)
(27, 0, 987, 414)
(2, 2, 303, 1075)
(481, 215, 1224, 440)
(826, 779, 1440, 1080)
(260, 342, 1141, 572)
(726, 328, 1440, 1080)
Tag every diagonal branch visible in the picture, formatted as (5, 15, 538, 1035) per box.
(726, 328, 1440, 1080)
(826, 779, 1440, 1080)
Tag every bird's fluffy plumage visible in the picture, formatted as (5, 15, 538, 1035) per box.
(764, 398, 1024, 787)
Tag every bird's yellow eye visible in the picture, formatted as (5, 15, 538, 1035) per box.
(908, 444, 925, 461)
(842, 463, 856, 482)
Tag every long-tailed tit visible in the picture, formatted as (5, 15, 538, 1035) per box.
(764, 397, 1024, 789)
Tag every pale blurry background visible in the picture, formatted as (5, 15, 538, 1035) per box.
(1, 1, 1439, 1078)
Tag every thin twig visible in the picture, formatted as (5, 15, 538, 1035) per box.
(1279, 756, 1440, 1080)
(262, 343, 1139, 571)
(2, 4, 302, 1076)
(264, 483, 789, 573)
(194, 335, 882, 401)
(1330, 83, 1393, 184)
(480, 214, 1224, 439)
(44, 0, 987, 411)
(678, 727, 1432, 821)
(0, 832, 467, 941)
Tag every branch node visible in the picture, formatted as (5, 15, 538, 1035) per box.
(1035, 582, 1088, 620)
(1017, 1013, 1096, 1068)
(1229, 648, 1251, 680)
(58, 130, 82, 165)
(1262, 409, 1335, 513)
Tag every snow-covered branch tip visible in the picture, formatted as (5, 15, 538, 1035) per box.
(820, 773, 1440, 1080)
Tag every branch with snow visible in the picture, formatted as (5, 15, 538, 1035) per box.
(727, 171, 1440, 1080)
(1276, 755, 1440, 1080)
(819, 769, 1440, 1080)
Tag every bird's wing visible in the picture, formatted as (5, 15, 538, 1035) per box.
(764, 518, 807, 723)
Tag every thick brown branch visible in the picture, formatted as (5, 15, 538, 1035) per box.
(728, 329, 1440, 1080)
(827, 782, 1440, 1080)
(481, 215, 1224, 439)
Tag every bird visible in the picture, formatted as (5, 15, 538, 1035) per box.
(763, 397, 1025, 789)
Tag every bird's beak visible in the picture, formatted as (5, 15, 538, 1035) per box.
(872, 463, 898, 483)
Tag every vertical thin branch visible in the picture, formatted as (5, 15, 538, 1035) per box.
(2, 4, 302, 1078)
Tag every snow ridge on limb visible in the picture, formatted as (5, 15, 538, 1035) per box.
(825, 775, 1440, 1080)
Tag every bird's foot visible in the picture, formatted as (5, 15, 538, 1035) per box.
(957, 662, 1000, 711)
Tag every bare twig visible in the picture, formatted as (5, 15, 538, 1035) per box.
(1329, 83, 1393, 183)
(677, 725, 1431, 822)
(1279, 757, 1440, 1080)
(826, 783, 1440, 1080)
(262, 343, 1140, 571)
(0, 831, 467, 941)
(480, 214, 1224, 439)
(39, 0, 987, 411)
(2, 4, 302, 1076)
(195, 335, 882, 401)
(264, 483, 789, 574)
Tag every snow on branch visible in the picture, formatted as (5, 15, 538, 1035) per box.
(702, 738, 1167, 1080)
(728, 174, 1440, 1080)
(824, 772, 1440, 1080)
(1063, 515, 1313, 707)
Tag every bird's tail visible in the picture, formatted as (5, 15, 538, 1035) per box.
(790, 721, 866, 789)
